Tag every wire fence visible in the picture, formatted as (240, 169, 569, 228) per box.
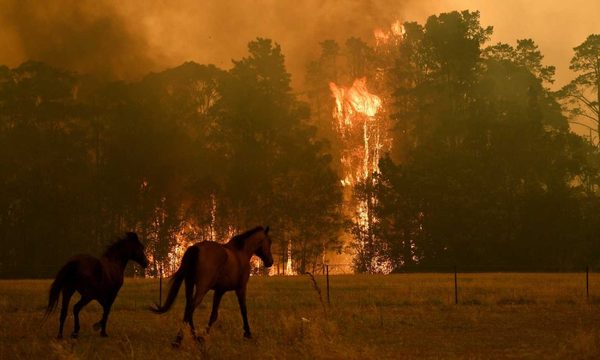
(294, 264, 598, 308)
(1, 264, 597, 308)
(0, 263, 596, 278)
(270, 263, 600, 275)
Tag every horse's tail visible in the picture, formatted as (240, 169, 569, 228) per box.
(45, 261, 76, 319)
(150, 245, 199, 314)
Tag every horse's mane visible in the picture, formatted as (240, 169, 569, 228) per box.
(103, 232, 138, 258)
(228, 226, 264, 250)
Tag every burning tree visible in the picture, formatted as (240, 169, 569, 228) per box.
(306, 21, 405, 273)
(329, 78, 388, 272)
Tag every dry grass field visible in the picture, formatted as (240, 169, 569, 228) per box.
(1, 273, 600, 359)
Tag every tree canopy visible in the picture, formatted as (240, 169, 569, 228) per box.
(304, 11, 600, 272)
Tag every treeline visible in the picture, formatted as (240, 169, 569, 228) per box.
(305, 11, 600, 272)
(1, 10, 599, 277)
(0, 39, 343, 278)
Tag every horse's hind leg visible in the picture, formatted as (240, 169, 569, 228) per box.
(57, 288, 74, 339)
(206, 290, 224, 334)
(172, 277, 196, 347)
(191, 285, 210, 342)
(173, 281, 210, 347)
(184, 278, 198, 335)
(71, 296, 91, 339)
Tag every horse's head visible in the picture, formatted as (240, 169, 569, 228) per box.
(254, 226, 274, 268)
(123, 232, 149, 268)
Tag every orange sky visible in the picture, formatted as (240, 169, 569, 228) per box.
(413, 0, 600, 88)
(1, 0, 598, 89)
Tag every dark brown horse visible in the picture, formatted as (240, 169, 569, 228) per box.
(46, 232, 149, 339)
(151, 226, 273, 346)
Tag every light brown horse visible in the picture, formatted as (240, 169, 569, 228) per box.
(151, 226, 273, 346)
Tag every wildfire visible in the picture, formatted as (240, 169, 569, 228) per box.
(329, 77, 383, 186)
(391, 20, 406, 37)
(329, 78, 382, 126)
(155, 20, 404, 277)
(328, 20, 404, 274)
(374, 19, 405, 46)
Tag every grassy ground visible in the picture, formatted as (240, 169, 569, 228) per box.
(1, 273, 599, 359)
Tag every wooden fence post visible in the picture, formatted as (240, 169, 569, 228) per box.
(326, 264, 330, 306)
(159, 267, 163, 307)
(586, 266, 590, 302)
(454, 265, 458, 305)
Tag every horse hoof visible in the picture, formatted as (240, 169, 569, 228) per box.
(243, 332, 252, 339)
(100, 332, 108, 338)
(194, 335, 205, 344)
(70, 333, 78, 339)
(92, 322, 101, 331)
(171, 339, 182, 348)
(56, 335, 63, 340)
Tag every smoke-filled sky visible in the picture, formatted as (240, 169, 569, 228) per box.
(1, 0, 598, 89)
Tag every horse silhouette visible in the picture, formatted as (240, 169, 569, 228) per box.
(46, 232, 149, 338)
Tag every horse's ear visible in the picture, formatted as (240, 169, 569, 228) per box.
(265, 226, 270, 234)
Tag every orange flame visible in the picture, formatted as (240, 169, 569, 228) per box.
(390, 20, 406, 37)
(329, 78, 382, 129)
(373, 28, 390, 45)
(328, 21, 402, 274)
(374, 19, 405, 46)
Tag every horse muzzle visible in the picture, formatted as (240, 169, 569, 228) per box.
(264, 259, 274, 268)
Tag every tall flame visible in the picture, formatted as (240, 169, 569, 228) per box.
(329, 78, 382, 186)
(328, 20, 403, 274)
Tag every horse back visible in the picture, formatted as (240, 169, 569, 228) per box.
(61, 255, 109, 294)
(195, 242, 244, 290)
(195, 242, 228, 269)
(66, 254, 102, 277)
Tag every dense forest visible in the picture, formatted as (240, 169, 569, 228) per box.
(1, 11, 599, 277)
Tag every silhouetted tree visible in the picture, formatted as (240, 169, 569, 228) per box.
(558, 34, 600, 141)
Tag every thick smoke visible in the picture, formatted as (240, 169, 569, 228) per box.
(0, 0, 410, 81)
(0, 0, 598, 86)
(0, 0, 159, 79)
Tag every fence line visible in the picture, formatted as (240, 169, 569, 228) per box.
(0, 264, 596, 307)
(287, 264, 596, 306)
(1, 263, 596, 278)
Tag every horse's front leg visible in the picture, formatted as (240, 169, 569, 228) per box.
(235, 287, 251, 339)
(94, 297, 115, 337)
